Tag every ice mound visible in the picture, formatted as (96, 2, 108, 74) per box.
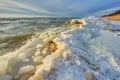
(65, 19, 87, 25)
(0, 17, 120, 80)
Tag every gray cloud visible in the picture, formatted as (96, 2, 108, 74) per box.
(0, 0, 120, 17)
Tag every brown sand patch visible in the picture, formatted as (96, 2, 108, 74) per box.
(102, 10, 120, 21)
(46, 41, 58, 53)
(102, 14, 120, 21)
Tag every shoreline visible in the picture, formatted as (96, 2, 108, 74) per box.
(0, 16, 120, 80)
(102, 10, 120, 21)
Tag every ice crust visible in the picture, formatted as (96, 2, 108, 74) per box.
(0, 16, 120, 80)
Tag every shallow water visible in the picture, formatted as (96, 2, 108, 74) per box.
(0, 17, 70, 54)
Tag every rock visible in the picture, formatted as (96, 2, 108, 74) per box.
(85, 70, 93, 80)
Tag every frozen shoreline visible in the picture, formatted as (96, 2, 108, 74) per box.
(0, 16, 120, 80)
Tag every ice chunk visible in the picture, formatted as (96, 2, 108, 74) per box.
(0, 61, 8, 75)
(18, 65, 34, 75)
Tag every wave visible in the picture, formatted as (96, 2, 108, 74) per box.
(0, 26, 16, 31)
(0, 33, 34, 56)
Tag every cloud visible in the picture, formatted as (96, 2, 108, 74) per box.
(0, 13, 50, 18)
(0, 0, 120, 17)
(0, 0, 51, 14)
(0, 6, 25, 12)
(93, 6, 120, 16)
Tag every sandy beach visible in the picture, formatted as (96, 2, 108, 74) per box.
(102, 10, 120, 20)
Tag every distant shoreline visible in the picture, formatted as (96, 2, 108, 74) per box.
(102, 10, 120, 21)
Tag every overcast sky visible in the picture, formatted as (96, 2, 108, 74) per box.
(0, 0, 120, 17)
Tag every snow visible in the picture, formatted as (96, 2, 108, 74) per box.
(18, 65, 34, 75)
(0, 16, 120, 80)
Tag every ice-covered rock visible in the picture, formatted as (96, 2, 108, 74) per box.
(18, 65, 34, 75)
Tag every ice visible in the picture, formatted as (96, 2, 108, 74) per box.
(0, 61, 8, 75)
(0, 75, 12, 80)
(18, 65, 34, 75)
(0, 16, 120, 80)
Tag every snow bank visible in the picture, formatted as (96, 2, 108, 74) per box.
(0, 16, 120, 80)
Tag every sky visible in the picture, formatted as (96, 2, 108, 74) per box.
(0, 0, 120, 17)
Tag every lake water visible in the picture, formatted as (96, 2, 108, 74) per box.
(0, 17, 70, 54)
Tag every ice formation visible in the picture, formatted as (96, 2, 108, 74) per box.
(0, 16, 120, 80)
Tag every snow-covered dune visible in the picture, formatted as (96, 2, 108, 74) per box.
(0, 16, 120, 80)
